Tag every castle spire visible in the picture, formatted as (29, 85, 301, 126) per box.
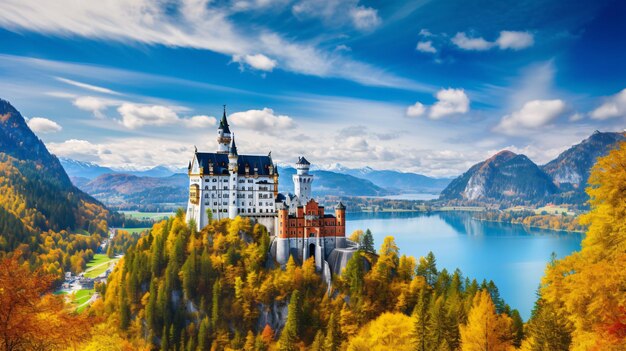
(219, 105, 231, 134)
(229, 133, 238, 156)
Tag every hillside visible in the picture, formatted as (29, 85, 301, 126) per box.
(440, 150, 558, 203)
(541, 131, 625, 190)
(0, 98, 108, 252)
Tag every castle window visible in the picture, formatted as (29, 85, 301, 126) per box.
(213, 178, 217, 182)
(204, 186, 208, 190)
(204, 194, 208, 198)
(212, 186, 216, 190)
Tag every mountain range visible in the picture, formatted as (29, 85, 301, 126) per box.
(60, 159, 451, 210)
(440, 131, 625, 207)
(0, 99, 107, 251)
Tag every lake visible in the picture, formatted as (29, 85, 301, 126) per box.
(345, 211, 583, 320)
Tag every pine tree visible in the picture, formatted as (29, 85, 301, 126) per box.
(161, 325, 169, 351)
(413, 289, 430, 351)
(211, 279, 221, 330)
(426, 295, 446, 350)
(278, 290, 301, 351)
(362, 229, 375, 253)
(310, 330, 324, 351)
(460, 290, 513, 351)
(181, 247, 198, 300)
(324, 312, 341, 351)
(198, 317, 211, 351)
(119, 285, 131, 331)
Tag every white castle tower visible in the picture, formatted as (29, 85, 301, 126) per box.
(228, 135, 239, 219)
(293, 156, 313, 205)
(217, 106, 231, 154)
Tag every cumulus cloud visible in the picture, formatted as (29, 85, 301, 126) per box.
(406, 89, 470, 119)
(416, 41, 436, 53)
(496, 31, 534, 50)
(430, 88, 470, 119)
(406, 102, 426, 117)
(26, 117, 62, 133)
(451, 32, 493, 51)
(184, 115, 217, 128)
(590, 88, 626, 120)
(233, 53, 277, 71)
(47, 139, 101, 161)
(73, 96, 118, 118)
(452, 31, 534, 51)
(419, 28, 433, 37)
(229, 108, 295, 134)
(55, 77, 120, 95)
(495, 99, 566, 135)
(349, 6, 381, 30)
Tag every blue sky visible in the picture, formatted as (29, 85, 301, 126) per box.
(0, 0, 624, 176)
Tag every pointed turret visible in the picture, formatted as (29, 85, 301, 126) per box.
(216, 105, 232, 153)
(229, 133, 238, 157)
(219, 105, 231, 134)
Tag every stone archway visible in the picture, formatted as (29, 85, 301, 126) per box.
(308, 243, 316, 264)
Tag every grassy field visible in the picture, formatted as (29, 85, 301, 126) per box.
(72, 289, 95, 312)
(120, 211, 174, 221)
(117, 227, 151, 235)
(84, 254, 118, 278)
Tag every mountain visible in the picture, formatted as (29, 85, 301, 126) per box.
(316, 163, 450, 194)
(542, 131, 625, 191)
(278, 166, 391, 197)
(59, 158, 179, 179)
(440, 150, 558, 202)
(0, 99, 107, 251)
(75, 173, 188, 209)
(60, 158, 115, 179)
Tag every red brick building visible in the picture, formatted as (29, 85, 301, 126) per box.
(277, 199, 345, 239)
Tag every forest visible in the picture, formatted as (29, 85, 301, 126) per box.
(2, 143, 626, 350)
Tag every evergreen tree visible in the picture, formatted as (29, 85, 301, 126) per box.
(197, 317, 211, 351)
(310, 330, 324, 351)
(278, 290, 301, 351)
(362, 229, 375, 253)
(342, 250, 364, 296)
(413, 289, 430, 351)
(426, 295, 447, 350)
(161, 325, 169, 351)
(417, 251, 438, 286)
(324, 312, 341, 351)
(181, 247, 198, 300)
(523, 299, 571, 351)
(211, 280, 221, 330)
(119, 285, 131, 331)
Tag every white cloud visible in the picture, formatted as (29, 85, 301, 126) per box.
(496, 31, 534, 50)
(292, 0, 380, 30)
(419, 28, 433, 37)
(430, 88, 470, 119)
(452, 30, 534, 51)
(569, 112, 583, 122)
(229, 108, 295, 134)
(0, 0, 426, 91)
(495, 99, 566, 135)
(233, 53, 277, 71)
(406, 102, 426, 117)
(405, 89, 470, 119)
(350, 6, 381, 30)
(26, 117, 62, 133)
(451, 32, 493, 51)
(117, 103, 180, 129)
(73, 96, 118, 118)
(55, 77, 120, 95)
(47, 139, 101, 161)
(416, 41, 436, 53)
(184, 115, 217, 128)
(590, 88, 626, 120)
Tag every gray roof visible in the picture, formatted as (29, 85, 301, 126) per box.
(218, 108, 231, 134)
(195, 152, 274, 176)
(296, 156, 310, 165)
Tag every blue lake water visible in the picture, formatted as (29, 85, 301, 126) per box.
(345, 211, 583, 320)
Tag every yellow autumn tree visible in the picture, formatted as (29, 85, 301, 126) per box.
(346, 312, 415, 351)
(460, 290, 514, 351)
(540, 141, 626, 350)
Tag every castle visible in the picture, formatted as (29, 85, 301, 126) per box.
(185, 108, 348, 267)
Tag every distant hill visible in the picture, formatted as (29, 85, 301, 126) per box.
(440, 151, 558, 203)
(60, 158, 179, 179)
(60, 158, 115, 179)
(440, 131, 625, 207)
(316, 163, 450, 194)
(75, 173, 189, 209)
(278, 166, 391, 197)
(0, 98, 108, 251)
